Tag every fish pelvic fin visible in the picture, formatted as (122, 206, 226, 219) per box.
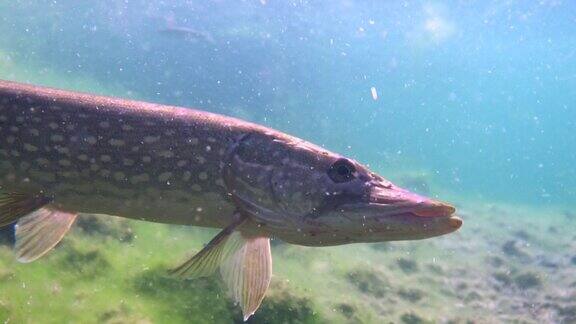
(168, 215, 247, 278)
(220, 233, 272, 321)
(169, 215, 272, 321)
(0, 191, 52, 227)
(15, 206, 77, 263)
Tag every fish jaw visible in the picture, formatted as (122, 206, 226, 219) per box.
(367, 183, 457, 219)
(337, 183, 462, 242)
(341, 207, 462, 242)
(273, 181, 462, 247)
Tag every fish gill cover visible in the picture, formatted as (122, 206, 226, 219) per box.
(0, 1, 574, 323)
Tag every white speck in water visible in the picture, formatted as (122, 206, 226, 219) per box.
(370, 86, 378, 100)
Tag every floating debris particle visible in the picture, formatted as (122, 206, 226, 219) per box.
(370, 86, 378, 100)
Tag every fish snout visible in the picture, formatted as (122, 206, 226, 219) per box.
(399, 192, 462, 229)
(410, 197, 462, 231)
(412, 200, 456, 217)
(369, 183, 462, 230)
(370, 185, 456, 216)
(448, 215, 463, 229)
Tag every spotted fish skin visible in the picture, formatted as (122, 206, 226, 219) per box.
(0, 79, 461, 247)
(0, 80, 274, 228)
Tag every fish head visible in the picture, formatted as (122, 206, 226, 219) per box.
(308, 165, 462, 245)
(226, 132, 462, 246)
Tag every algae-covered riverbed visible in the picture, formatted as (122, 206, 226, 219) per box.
(1, 193, 574, 323)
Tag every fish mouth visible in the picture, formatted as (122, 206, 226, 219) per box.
(343, 201, 456, 218)
(407, 203, 462, 230)
(363, 183, 461, 228)
(390, 210, 463, 230)
(340, 199, 462, 238)
(412, 203, 456, 218)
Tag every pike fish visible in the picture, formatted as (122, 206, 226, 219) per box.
(0, 80, 462, 320)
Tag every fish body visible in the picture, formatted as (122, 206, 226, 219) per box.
(0, 80, 462, 320)
(0, 80, 256, 229)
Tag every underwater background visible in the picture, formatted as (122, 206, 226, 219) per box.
(0, 1, 575, 323)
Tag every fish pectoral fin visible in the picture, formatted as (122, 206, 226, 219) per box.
(220, 233, 272, 321)
(0, 191, 74, 262)
(15, 206, 77, 263)
(0, 191, 52, 227)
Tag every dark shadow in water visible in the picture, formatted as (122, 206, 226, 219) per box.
(0, 224, 15, 246)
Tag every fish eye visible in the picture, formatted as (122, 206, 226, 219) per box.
(328, 159, 356, 183)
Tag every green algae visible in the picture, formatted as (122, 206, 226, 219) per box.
(513, 272, 543, 290)
(247, 282, 323, 324)
(346, 268, 390, 298)
(396, 257, 419, 274)
(400, 312, 432, 324)
(75, 215, 134, 243)
(334, 302, 357, 320)
(133, 267, 235, 323)
(59, 246, 111, 279)
(397, 288, 425, 303)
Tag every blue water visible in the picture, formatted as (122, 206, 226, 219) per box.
(1, 1, 576, 323)
(3, 1, 574, 207)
